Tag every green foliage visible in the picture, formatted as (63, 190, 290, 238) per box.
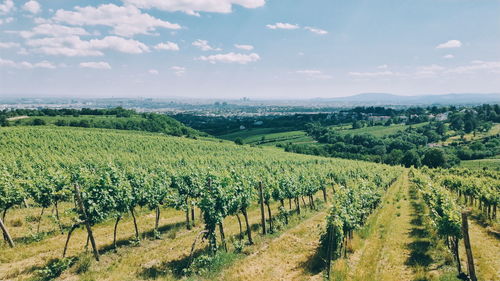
(33, 257, 76, 281)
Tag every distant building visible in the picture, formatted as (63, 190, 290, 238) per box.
(240, 125, 246, 130)
(435, 113, 449, 121)
(254, 121, 263, 126)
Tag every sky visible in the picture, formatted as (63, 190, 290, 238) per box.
(0, 0, 499, 99)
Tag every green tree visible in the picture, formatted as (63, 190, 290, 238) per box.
(422, 148, 447, 168)
(401, 150, 421, 168)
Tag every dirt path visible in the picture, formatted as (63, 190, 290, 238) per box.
(346, 171, 414, 281)
(459, 219, 500, 281)
(219, 210, 327, 281)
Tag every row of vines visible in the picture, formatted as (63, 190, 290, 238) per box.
(0, 126, 403, 269)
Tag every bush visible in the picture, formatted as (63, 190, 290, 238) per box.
(35, 257, 76, 281)
(74, 254, 92, 274)
(234, 137, 244, 145)
(32, 119, 46, 126)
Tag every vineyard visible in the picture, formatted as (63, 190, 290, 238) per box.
(0, 126, 498, 281)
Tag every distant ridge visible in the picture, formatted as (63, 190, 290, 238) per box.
(313, 93, 500, 105)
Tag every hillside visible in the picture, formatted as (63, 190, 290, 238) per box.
(1, 108, 203, 137)
(0, 126, 498, 281)
(0, 126, 400, 281)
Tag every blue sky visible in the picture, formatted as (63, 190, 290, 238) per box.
(0, 0, 499, 99)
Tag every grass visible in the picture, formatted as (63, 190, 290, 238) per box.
(459, 158, 500, 170)
(444, 123, 500, 144)
(219, 128, 316, 146)
(344, 172, 415, 281)
(0, 187, 329, 281)
(335, 122, 429, 137)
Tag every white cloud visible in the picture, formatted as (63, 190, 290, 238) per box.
(0, 17, 13, 25)
(53, 4, 181, 37)
(0, 0, 14, 15)
(171, 66, 186, 76)
(20, 24, 90, 38)
(192, 39, 221, 51)
(0, 57, 56, 69)
(26, 35, 150, 56)
(23, 1, 41, 14)
(122, 0, 265, 16)
(79, 61, 111, 69)
(296, 69, 332, 79)
(198, 52, 260, 64)
(266, 22, 299, 30)
(349, 71, 398, 77)
(234, 44, 254, 51)
(415, 64, 445, 76)
(436, 40, 462, 49)
(377, 64, 388, 69)
(443, 54, 454, 59)
(447, 60, 500, 74)
(154, 41, 179, 51)
(304, 26, 328, 35)
(148, 69, 159, 75)
(0, 41, 19, 48)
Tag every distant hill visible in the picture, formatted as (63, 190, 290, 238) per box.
(314, 93, 500, 105)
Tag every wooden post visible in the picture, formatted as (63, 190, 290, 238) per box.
(258, 182, 267, 235)
(326, 225, 333, 280)
(74, 185, 100, 261)
(461, 211, 476, 281)
(0, 217, 14, 248)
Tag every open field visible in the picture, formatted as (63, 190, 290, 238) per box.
(460, 158, 500, 170)
(219, 128, 316, 146)
(335, 122, 429, 137)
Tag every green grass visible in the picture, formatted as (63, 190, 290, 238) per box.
(219, 128, 315, 146)
(335, 122, 429, 138)
(459, 158, 500, 170)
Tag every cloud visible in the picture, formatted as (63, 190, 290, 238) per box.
(349, 71, 398, 77)
(148, 69, 159, 75)
(122, 0, 265, 16)
(79, 61, 111, 69)
(377, 64, 388, 69)
(23, 1, 41, 14)
(266, 22, 299, 30)
(20, 24, 91, 38)
(192, 39, 221, 51)
(0, 57, 56, 69)
(0, 0, 14, 15)
(415, 64, 445, 76)
(443, 54, 454, 59)
(53, 4, 181, 37)
(436, 40, 462, 49)
(171, 66, 186, 76)
(234, 44, 254, 51)
(154, 41, 179, 51)
(26, 35, 150, 56)
(0, 41, 19, 48)
(198, 52, 260, 64)
(304, 26, 328, 35)
(0, 17, 13, 25)
(296, 69, 332, 79)
(447, 60, 500, 74)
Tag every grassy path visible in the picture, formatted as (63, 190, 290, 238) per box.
(345, 170, 414, 281)
(458, 219, 500, 281)
(219, 210, 327, 281)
